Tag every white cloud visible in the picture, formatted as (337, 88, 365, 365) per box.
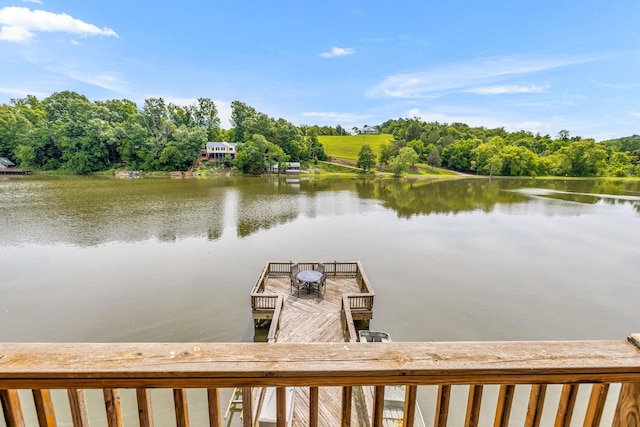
(302, 111, 366, 123)
(630, 112, 640, 119)
(366, 55, 596, 98)
(0, 7, 118, 43)
(466, 84, 548, 95)
(20, 0, 43, 4)
(0, 86, 47, 98)
(319, 47, 355, 58)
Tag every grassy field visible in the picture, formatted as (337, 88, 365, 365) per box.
(319, 134, 394, 162)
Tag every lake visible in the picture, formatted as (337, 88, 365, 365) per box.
(1, 175, 639, 343)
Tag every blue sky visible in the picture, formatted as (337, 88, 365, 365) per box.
(1, 0, 639, 140)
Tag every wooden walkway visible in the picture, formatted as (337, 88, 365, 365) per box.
(250, 263, 375, 426)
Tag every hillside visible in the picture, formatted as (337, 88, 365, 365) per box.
(318, 134, 394, 162)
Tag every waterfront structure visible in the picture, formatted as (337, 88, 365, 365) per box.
(202, 142, 238, 163)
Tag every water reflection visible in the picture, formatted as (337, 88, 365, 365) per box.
(2, 176, 640, 247)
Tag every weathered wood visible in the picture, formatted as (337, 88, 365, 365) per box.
(32, 389, 57, 427)
(403, 385, 418, 427)
(555, 384, 579, 427)
(435, 385, 451, 427)
(309, 386, 319, 427)
(266, 296, 284, 343)
(524, 384, 547, 427)
(465, 385, 483, 427)
(494, 384, 515, 427)
(103, 388, 123, 427)
(613, 383, 640, 427)
(342, 295, 358, 343)
(136, 388, 154, 427)
(0, 390, 25, 427)
(173, 389, 189, 427)
(584, 384, 609, 427)
(67, 389, 89, 427)
(207, 388, 221, 427)
(372, 385, 385, 427)
(3, 340, 640, 388)
(242, 387, 252, 427)
(341, 386, 352, 427)
(276, 387, 286, 427)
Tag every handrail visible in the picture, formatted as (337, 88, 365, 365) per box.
(2, 337, 640, 427)
(266, 296, 284, 343)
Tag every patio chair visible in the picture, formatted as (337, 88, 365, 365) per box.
(289, 263, 306, 297)
(311, 263, 327, 297)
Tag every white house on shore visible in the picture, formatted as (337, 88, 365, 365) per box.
(201, 142, 238, 163)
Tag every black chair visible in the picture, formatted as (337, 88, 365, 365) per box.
(289, 263, 306, 297)
(311, 263, 327, 297)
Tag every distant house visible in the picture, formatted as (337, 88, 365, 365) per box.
(0, 157, 16, 170)
(267, 162, 302, 174)
(201, 142, 238, 163)
(361, 125, 379, 135)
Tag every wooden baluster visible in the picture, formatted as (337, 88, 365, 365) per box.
(67, 389, 90, 427)
(103, 389, 122, 427)
(612, 383, 640, 427)
(465, 385, 483, 427)
(583, 384, 609, 427)
(241, 387, 253, 427)
(434, 385, 451, 427)
(1, 390, 25, 427)
(276, 387, 286, 427)
(309, 387, 319, 427)
(555, 384, 579, 427)
(136, 389, 154, 427)
(173, 389, 190, 427)
(207, 389, 221, 427)
(494, 385, 515, 427)
(33, 389, 57, 427)
(341, 386, 352, 427)
(372, 385, 385, 427)
(524, 385, 547, 427)
(403, 385, 418, 427)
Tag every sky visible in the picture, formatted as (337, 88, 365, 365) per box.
(0, 0, 639, 141)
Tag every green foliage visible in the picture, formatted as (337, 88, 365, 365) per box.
(390, 147, 419, 177)
(356, 144, 376, 172)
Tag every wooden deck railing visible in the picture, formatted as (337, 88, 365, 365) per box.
(3, 336, 640, 427)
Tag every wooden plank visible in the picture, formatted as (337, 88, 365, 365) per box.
(341, 386, 352, 427)
(404, 385, 418, 427)
(276, 387, 286, 427)
(583, 384, 609, 427)
(435, 385, 451, 427)
(103, 388, 123, 427)
(136, 388, 154, 427)
(494, 384, 515, 427)
(173, 389, 189, 427)
(242, 387, 252, 427)
(465, 385, 483, 427)
(555, 384, 579, 427)
(3, 340, 640, 389)
(372, 385, 385, 427)
(612, 383, 640, 427)
(0, 390, 25, 427)
(67, 389, 89, 427)
(309, 387, 319, 427)
(32, 389, 57, 427)
(207, 388, 221, 427)
(524, 384, 546, 427)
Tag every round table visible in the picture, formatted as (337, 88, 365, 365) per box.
(296, 270, 322, 285)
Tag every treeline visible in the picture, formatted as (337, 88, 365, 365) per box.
(2, 91, 639, 177)
(380, 119, 640, 177)
(0, 92, 327, 174)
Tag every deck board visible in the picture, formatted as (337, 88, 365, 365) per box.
(255, 274, 371, 425)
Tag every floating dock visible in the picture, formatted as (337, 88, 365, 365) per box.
(250, 261, 375, 426)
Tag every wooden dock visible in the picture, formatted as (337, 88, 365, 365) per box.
(250, 261, 375, 426)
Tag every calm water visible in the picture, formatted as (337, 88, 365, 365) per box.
(1, 175, 639, 343)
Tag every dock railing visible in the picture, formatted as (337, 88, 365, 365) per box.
(3, 335, 640, 427)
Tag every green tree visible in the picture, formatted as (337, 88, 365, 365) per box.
(378, 141, 395, 165)
(356, 144, 376, 172)
(389, 147, 419, 177)
(426, 146, 442, 169)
